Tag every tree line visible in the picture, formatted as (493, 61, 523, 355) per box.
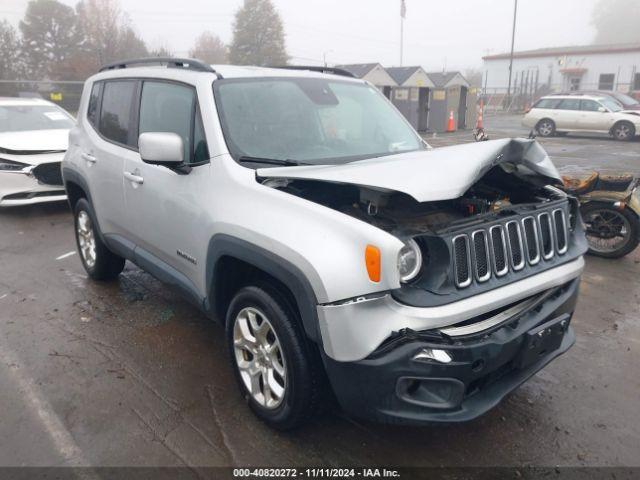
(0, 0, 288, 81)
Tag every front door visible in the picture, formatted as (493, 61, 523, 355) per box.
(578, 99, 614, 132)
(122, 80, 211, 284)
(553, 98, 582, 130)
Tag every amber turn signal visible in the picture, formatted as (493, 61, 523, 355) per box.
(365, 245, 381, 282)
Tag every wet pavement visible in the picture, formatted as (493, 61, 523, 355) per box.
(1, 120, 639, 471)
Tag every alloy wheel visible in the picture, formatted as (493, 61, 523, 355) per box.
(76, 210, 97, 268)
(233, 307, 287, 409)
(614, 124, 631, 140)
(537, 121, 553, 136)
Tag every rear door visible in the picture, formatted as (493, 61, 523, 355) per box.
(554, 98, 582, 130)
(122, 80, 211, 285)
(82, 79, 139, 236)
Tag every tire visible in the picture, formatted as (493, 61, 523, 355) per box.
(74, 198, 125, 280)
(611, 121, 635, 141)
(581, 202, 640, 258)
(226, 284, 326, 430)
(536, 118, 556, 137)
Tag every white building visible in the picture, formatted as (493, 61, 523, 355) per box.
(482, 43, 640, 100)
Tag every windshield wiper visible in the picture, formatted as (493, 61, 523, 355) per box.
(238, 156, 308, 167)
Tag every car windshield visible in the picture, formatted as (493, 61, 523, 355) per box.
(213, 77, 424, 166)
(0, 104, 75, 133)
(598, 97, 623, 112)
(610, 92, 639, 107)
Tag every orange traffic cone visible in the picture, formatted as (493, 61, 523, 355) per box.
(446, 111, 455, 132)
(476, 100, 484, 129)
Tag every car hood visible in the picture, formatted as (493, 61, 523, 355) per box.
(620, 110, 640, 117)
(0, 129, 69, 154)
(257, 138, 562, 202)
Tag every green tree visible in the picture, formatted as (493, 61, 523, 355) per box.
(19, 0, 83, 78)
(189, 31, 227, 64)
(229, 0, 288, 66)
(0, 20, 21, 80)
(591, 0, 640, 44)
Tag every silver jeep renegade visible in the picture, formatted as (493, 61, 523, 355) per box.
(63, 58, 587, 429)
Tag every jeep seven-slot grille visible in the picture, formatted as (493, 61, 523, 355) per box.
(452, 208, 570, 289)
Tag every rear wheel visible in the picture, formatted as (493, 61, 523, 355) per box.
(226, 284, 325, 430)
(74, 198, 125, 280)
(612, 121, 635, 141)
(581, 202, 640, 258)
(536, 119, 556, 137)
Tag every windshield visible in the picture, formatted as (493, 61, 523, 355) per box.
(599, 97, 623, 112)
(0, 104, 75, 133)
(213, 77, 424, 165)
(610, 92, 639, 107)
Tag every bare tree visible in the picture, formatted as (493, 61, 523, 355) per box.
(149, 45, 173, 57)
(591, 0, 640, 45)
(229, 0, 288, 66)
(0, 20, 21, 80)
(189, 32, 227, 64)
(19, 0, 84, 78)
(75, 0, 148, 72)
(463, 68, 483, 88)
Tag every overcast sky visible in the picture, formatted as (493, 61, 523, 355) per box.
(2, 0, 599, 71)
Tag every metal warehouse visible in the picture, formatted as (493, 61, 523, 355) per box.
(482, 43, 640, 108)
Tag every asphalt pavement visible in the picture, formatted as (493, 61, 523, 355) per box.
(0, 120, 639, 475)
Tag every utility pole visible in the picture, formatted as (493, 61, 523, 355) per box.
(506, 0, 518, 103)
(400, 0, 406, 66)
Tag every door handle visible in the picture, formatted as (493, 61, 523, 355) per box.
(124, 171, 144, 185)
(81, 152, 97, 164)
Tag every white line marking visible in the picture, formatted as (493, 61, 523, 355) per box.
(56, 251, 76, 261)
(0, 342, 97, 474)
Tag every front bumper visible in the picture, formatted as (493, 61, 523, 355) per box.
(0, 170, 66, 206)
(321, 278, 580, 425)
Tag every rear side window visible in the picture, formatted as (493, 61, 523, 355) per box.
(533, 98, 560, 109)
(99, 81, 137, 147)
(87, 82, 102, 127)
(556, 99, 581, 111)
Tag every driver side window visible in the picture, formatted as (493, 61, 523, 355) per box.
(138, 81, 209, 164)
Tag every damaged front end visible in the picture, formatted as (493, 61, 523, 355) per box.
(257, 138, 588, 424)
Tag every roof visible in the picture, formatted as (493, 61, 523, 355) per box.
(426, 71, 470, 88)
(386, 66, 424, 85)
(540, 94, 606, 101)
(335, 63, 379, 78)
(483, 43, 640, 61)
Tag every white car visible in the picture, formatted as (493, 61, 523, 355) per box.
(0, 97, 75, 206)
(522, 94, 640, 141)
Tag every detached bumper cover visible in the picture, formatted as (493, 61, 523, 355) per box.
(321, 278, 580, 424)
(318, 256, 584, 362)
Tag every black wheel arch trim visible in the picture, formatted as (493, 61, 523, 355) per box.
(205, 234, 322, 342)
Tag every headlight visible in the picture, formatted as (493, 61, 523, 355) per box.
(0, 158, 28, 171)
(397, 238, 422, 283)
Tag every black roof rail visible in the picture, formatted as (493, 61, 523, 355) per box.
(99, 57, 222, 78)
(270, 65, 355, 78)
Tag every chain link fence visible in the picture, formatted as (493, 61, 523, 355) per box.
(0, 80, 84, 115)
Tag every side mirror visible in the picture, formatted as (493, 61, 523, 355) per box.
(139, 132, 184, 165)
(598, 106, 607, 113)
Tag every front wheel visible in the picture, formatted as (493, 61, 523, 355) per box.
(536, 119, 556, 137)
(612, 121, 635, 141)
(581, 202, 640, 258)
(226, 285, 325, 430)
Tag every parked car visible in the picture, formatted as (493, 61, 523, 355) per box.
(0, 97, 74, 206)
(63, 58, 587, 429)
(551, 90, 640, 111)
(523, 94, 640, 141)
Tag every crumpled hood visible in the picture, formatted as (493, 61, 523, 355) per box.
(0, 129, 69, 153)
(258, 138, 562, 202)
